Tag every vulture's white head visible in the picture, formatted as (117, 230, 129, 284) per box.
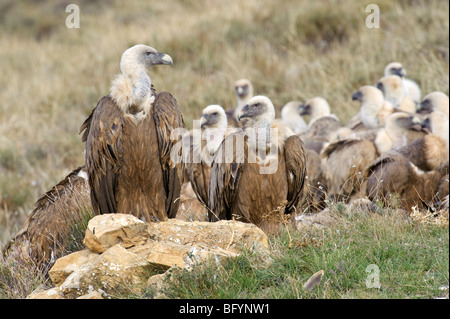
(352, 85, 385, 107)
(376, 75, 404, 106)
(234, 78, 254, 109)
(111, 44, 173, 114)
(120, 44, 173, 76)
(384, 62, 406, 78)
(422, 111, 449, 149)
(299, 97, 331, 121)
(200, 104, 227, 130)
(281, 101, 307, 134)
(198, 104, 228, 158)
(418, 91, 449, 117)
(238, 95, 275, 126)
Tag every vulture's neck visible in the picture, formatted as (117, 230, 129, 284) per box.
(247, 119, 273, 157)
(203, 126, 226, 157)
(110, 69, 155, 119)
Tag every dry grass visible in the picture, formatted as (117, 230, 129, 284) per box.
(0, 0, 448, 280)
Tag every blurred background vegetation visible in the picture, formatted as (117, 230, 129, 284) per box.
(0, 0, 448, 246)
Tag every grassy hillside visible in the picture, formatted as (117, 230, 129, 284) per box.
(0, 0, 448, 299)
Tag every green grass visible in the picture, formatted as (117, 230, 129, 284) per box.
(141, 210, 448, 299)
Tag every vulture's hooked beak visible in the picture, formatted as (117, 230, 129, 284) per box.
(352, 91, 362, 102)
(238, 105, 249, 121)
(200, 115, 208, 129)
(152, 52, 173, 67)
(421, 118, 432, 133)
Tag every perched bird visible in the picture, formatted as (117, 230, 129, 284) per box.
(417, 91, 449, 117)
(225, 78, 254, 128)
(365, 151, 444, 211)
(2, 167, 92, 268)
(384, 62, 421, 104)
(376, 75, 417, 113)
(208, 96, 307, 234)
(351, 85, 396, 129)
(281, 100, 308, 134)
(373, 112, 426, 155)
(185, 104, 231, 205)
(298, 97, 342, 153)
(79, 44, 185, 222)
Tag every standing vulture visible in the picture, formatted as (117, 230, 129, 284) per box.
(79, 44, 185, 222)
(208, 96, 307, 234)
(384, 62, 421, 104)
(225, 78, 254, 129)
(185, 104, 231, 205)
(2, 167, 92, 268)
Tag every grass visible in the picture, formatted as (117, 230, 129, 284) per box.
(0, 0, 448, 299)
(142, 208, 448, 299)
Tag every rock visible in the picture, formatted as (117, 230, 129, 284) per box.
(48, 249, 99, 286)
(83, 213, 149, 253)
(146, 219, 269, 253)
(295, 209, 336, 229)
(129, 240, 238, 270)
(59, 244, 152, 298)
(303, 270, 324, 292)
(175, 197, 209, 222)
(76, 291, 104, 299)
(26, 287, 65, 299)
(44, 216, 269, 299)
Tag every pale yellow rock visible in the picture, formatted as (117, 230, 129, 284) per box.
(59, 244, 151, 298)
(146, 219, 269, 254)
(49, 249, 99, 286)
(83, 213, 149, 253)
(76, 291, 104, 299)
(26, 287, 64, 299)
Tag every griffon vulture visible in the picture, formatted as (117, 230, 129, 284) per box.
(2, 167, 92, 267)
(396, 111, 449, 172)
(208, 96, 307, 234)
(281, 100, 308, 134)
(351, 86, 395, 129)
(320, 112, 427, 202)
(185, 104, 230, 205)
(79, 44, 185, 222)
(417, 91, 449, 117)
(298, 97, 342, 153)
(376, 75, 417, 113)
(225, 78, 254, 128)
(365, 151, 444, 211)
(373, 112, 426, 154)
(384, 62, 421, 104)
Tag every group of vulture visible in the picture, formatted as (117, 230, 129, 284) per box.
(2, 45, 449, 269)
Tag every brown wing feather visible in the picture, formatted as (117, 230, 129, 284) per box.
(284, 135, 307, 214)
(185, 146, 210, 205)
(151, 92, 186, 218)
(208, 132, 247, 221)
(83, 96, 124, 215)
(2, 166, 92, 267)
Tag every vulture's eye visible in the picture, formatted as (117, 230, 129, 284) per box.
(145, 51, 151, 56)
(212, 112, 218, 116)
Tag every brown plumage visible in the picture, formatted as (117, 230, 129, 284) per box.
(320, 138, 378, 202)
(365, 151, 444, 210)
(2, 167, 92, 267)
(80, 45, 185, 222)
(208, 96, 307, 234)
(185, 105, 231, 205)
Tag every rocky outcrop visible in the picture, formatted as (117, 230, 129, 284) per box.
(31, 214, 269, 299)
